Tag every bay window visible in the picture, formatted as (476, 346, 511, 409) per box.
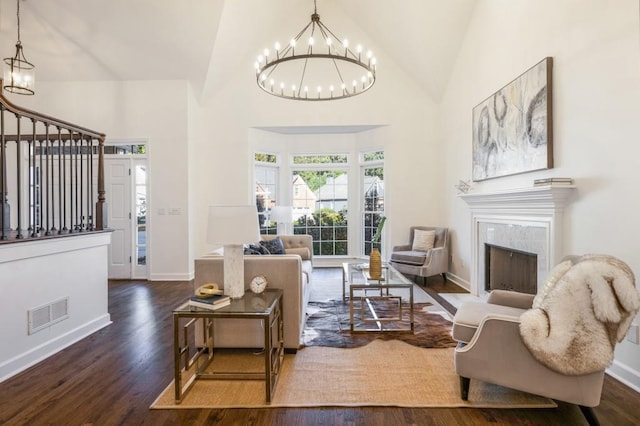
(254, 149, 384, 258)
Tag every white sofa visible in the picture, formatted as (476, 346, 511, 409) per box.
(193, 234, 313, 351)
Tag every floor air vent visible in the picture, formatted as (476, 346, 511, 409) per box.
(28, 297, 70, 335)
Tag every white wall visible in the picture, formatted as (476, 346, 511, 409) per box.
(9, 61, 442, 281)
(188, 2, 445, 263)
(441, 0, 640, 390)
(14, 80, 192, 280)
(0, 233, 112, 382)
(6, 2, 447, 281)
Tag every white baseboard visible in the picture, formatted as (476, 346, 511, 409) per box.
(606, 360, 640, 394)
(149, 272, 193, 281)
(0, 314, 112, 383)
(444, 272, 470, 292)
(312, 257, 361, 268)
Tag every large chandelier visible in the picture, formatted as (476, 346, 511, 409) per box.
(254, 0, 376, 101)
(3, 0, 35, 95)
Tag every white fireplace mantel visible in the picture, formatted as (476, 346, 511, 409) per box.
(459, 185, 576, 212)
(459, 185, 576, 296)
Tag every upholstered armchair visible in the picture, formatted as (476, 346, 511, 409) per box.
(452, 254, 640, 425)
(389, 226, 449, 283)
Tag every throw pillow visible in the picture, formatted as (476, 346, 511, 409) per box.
(412, 229, 436, 252)
(260, 237, 286, 255)
(244, 243, 270, 255)
(285, 247, 311, 260)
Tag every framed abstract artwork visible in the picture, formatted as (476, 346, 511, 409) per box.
(472, 57, 553, 181)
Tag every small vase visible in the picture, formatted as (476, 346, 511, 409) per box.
(369, 248, 383, 280)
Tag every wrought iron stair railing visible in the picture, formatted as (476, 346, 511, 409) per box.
(0, 80, 107, 242)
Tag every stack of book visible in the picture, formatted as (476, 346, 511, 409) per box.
(533, 177, 573, 187)
(188, 294, 231, 310)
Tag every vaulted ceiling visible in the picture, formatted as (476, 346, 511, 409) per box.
(0, 0, 476, 101)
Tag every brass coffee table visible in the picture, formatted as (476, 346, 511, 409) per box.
(343, 262, 414, 333)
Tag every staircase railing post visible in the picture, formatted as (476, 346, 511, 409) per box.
(95, 137, 106, 230)
(0, 105, 7, 240)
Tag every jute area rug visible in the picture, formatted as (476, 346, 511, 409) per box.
(151, 340, 556, 409)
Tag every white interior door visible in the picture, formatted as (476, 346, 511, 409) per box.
(106, 158, 132, 279)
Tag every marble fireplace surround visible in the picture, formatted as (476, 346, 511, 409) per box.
(460, 186, 576, 296)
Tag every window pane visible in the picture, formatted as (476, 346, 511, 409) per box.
(255, 163, 278, 234)
(292, 170, 348, 256)
(135, 165, 147, 265)
(104, 144, 145, 155)
(136, 165, 146, 185)
(137, 226, 146, 265)
(363, 166, 384, 255)
(363, 151, 384, 162)
(255, 153, 277, 163)
(293, 154, 347, 164)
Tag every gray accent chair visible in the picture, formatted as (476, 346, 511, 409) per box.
(389, 226, 449, 283)
(451, 254, 640, 426)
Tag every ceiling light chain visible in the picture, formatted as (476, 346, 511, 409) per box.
(17, 0, 23, 43)
(255, 0, 376, 101)
(3, 0, 36, 95)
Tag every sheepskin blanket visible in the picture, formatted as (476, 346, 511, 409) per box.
(520, 254, 640, 375)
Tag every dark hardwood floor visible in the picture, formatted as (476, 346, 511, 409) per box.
(1, 269, 639, 425)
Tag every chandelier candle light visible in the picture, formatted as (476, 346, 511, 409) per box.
(3, 0, 35, 95)
(254, 0, 376, 101)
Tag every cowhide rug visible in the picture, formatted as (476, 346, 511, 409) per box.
(303, 299, 457, 349)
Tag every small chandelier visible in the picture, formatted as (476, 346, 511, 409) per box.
(254, 0, 376, 101)
(3, 0, 35, 95)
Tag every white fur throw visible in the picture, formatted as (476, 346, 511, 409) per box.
(520, 254, 640, 375)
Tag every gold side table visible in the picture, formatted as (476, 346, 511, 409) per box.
(172, 289, 284, 403)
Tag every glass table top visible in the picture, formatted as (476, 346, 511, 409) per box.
(174, 289, 282, 316)
(344, 262, 412, 286)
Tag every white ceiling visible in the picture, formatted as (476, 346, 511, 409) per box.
(0, 0, 476, 101)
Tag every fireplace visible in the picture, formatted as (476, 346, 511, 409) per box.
(485, 243, 537, 294)
(460, 186, 575, 296)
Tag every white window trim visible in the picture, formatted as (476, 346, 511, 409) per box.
(253, 147, 384, 259)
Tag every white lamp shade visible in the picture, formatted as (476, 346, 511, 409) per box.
(269, 206, 293, 223)
(207, 205, 260, 246)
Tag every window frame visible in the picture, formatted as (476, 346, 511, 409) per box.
(253, 147, 384, 259)
(360, 150, 385, 256)
(290, 159, 350, 257)
(255, 151, 281, 235)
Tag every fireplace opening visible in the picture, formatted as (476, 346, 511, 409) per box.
(485, 243, 537, 294)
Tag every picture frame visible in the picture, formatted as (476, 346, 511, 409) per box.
(472, 57, 553, 181)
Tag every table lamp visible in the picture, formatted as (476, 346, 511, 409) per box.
(269, 205, 293, 235)
(207, 205, 260, 298)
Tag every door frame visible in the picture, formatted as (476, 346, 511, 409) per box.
(104, 140, 148, 279)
